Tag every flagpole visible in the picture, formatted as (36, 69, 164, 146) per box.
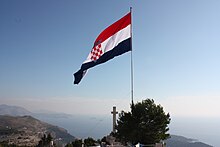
(130, 7, 134, 109)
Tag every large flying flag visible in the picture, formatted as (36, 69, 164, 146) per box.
(74, 12, 132, 84)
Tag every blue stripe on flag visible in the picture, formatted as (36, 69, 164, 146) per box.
(74, 38, 131, 84)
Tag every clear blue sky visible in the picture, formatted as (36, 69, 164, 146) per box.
(1, 0, 220, 145)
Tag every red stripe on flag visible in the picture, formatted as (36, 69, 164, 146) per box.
(94, 12, 131, 46)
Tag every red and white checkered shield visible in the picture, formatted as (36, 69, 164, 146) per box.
(90, 44, 103, 61)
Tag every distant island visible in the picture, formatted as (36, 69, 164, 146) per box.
(165, 135, 213, 147)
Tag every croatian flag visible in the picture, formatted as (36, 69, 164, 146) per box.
(74, 12, 131, 84)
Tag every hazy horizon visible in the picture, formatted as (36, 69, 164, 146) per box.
(0, 103, 218, 146)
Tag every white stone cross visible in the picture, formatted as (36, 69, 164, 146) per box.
(111, 106, 118, 133)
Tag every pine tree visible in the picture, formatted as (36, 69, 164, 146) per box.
(116, 99, 171, 145)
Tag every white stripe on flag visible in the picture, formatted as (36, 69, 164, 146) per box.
(83, 24, 131, 64)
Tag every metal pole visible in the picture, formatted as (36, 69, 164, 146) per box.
(130, 7, 134, 107)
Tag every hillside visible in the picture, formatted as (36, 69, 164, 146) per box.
(0, 115, 75, 146)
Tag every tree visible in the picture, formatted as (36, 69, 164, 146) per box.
(47, 133, 53, 143)
(71, 139, 82, 147)
(115, 99, 171, 145)
(84, 137, 97, 146)
(37, 133, 53, 147)
(66, 137, 97, 147)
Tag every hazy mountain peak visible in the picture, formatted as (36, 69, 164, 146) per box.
(0, 104, 32, 116)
